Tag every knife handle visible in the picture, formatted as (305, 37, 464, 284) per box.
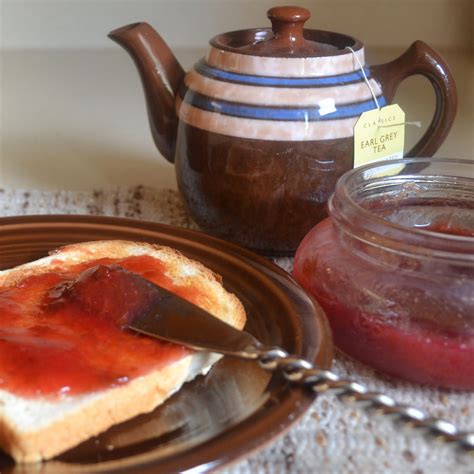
(256, 347, 474, 454)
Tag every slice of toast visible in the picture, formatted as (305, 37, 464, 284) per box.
(0, 240, 246, 462)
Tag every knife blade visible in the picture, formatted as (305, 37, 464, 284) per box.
(55, 262, 264, 358)
(127, 280, 263, 359)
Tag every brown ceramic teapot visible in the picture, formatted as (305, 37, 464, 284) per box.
(109, 6, 457, 255)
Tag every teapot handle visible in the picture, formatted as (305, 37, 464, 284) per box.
(370, 41, 457, 157)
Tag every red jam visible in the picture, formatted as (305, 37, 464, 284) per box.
(0, 255, 207, 399)
(422, 223, 474, 238)
(294, 218, 474, 390)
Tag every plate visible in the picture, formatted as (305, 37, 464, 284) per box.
(0, 215, 333, 473)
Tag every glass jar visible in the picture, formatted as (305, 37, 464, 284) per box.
(294, 158, 474, 390)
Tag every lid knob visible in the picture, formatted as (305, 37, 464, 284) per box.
(267, 6, 311, 47)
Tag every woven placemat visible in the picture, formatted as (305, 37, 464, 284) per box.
(1, 185, 472, 473)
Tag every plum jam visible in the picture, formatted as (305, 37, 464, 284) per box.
(0, 255, 206, 399)
(294, 158, 474, 390)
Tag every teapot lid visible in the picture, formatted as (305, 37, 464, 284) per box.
(211, 6, 361, 58)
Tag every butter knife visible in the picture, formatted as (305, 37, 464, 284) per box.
(126, 277, 474, 455)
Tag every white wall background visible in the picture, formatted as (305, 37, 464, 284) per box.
(1, 0, 472, 51)
(0, 0, 472, 191)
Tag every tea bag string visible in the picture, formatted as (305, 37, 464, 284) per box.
(346, 46, 421, 129)
(346, 46, 381, 111)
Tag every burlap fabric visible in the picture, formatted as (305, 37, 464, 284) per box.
(1, 185, 472, 473)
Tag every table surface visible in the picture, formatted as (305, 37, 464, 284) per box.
(0, 186, 473, 473)
(0, 47, 472, 191)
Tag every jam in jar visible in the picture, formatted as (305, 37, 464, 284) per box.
(294, 158, 474, 390)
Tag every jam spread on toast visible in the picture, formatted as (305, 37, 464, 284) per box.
(0, 255, 202, 399)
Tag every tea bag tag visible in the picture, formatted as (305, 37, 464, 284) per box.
(354, 104, 406, 167)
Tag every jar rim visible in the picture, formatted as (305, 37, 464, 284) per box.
(329, 157, 474, 263)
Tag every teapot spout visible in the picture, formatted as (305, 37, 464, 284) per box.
(109, 23, 185, 162)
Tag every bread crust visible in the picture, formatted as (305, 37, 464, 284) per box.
(0, 240, 246, 462)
